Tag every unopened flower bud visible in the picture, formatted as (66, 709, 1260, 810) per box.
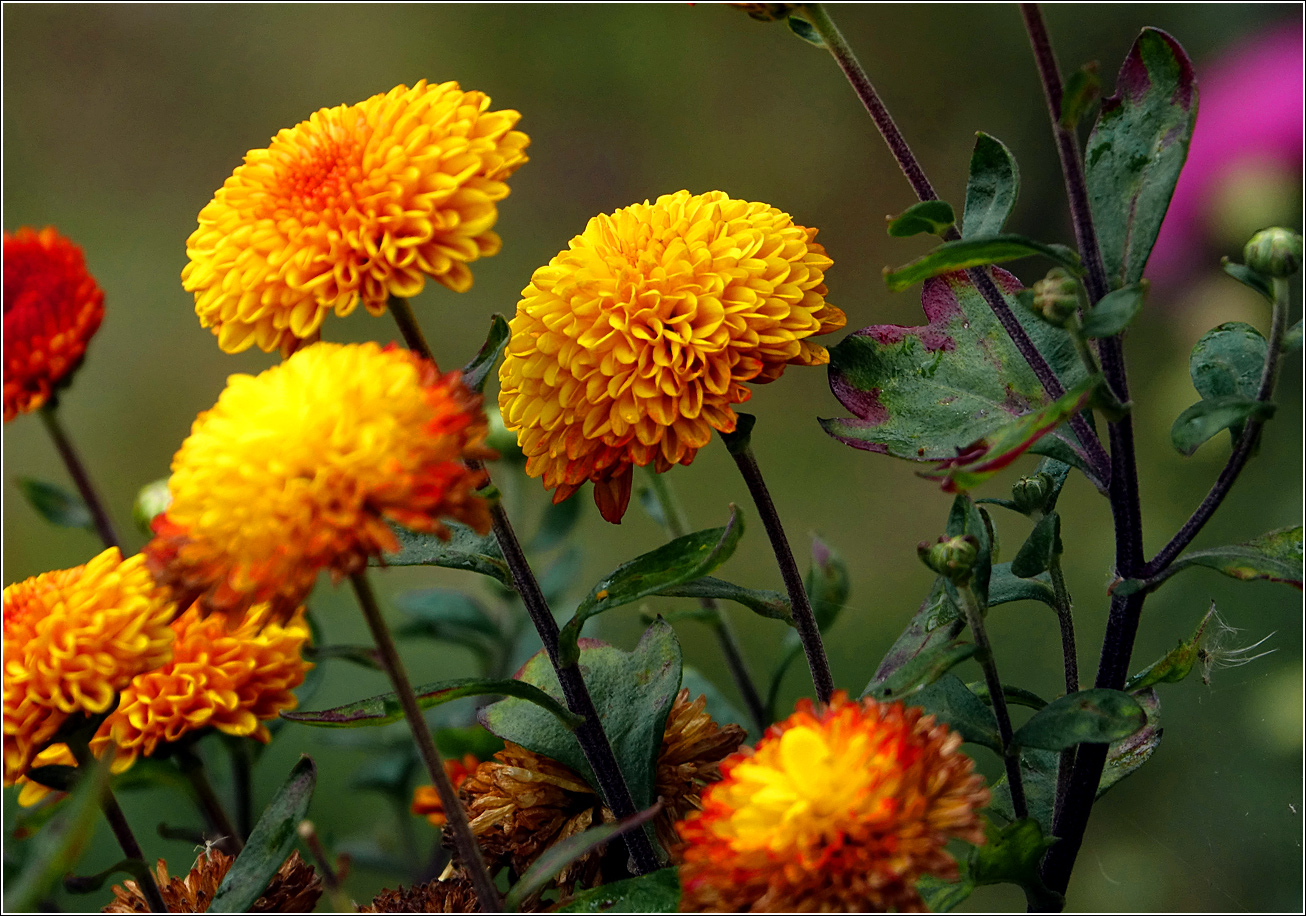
(918, 535, 979, 583)
(1029, 268, 1081, 327)
(132, 478, 172, 536)
(1243, 227, 1303, 279)
(1011, 473, 1053, 516)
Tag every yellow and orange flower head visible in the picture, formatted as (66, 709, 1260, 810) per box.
(498, 190, 845, 523)
(144, 341, 494, 622)
(677, 692, 990, 913)
(2, 549, 175, 785)
(182, 79, 530, 355)
(411, 753, 480, 827)
(19, 603, 311, 805)
(3, 226, 106, 422)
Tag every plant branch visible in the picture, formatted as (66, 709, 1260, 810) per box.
(350, 571, 503, 912)
(1145, 277, 1293, 575)
(389, 295, 435, 361)
(643, 468, 769, 733)
(724, 438, 835, 705)
(174, 745, 243, 854)
(38, 400, 122, 551)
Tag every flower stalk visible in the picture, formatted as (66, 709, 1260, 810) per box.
(349, 570, 502, 911)
(1047, 553, 1078, 827)
(174, 745, 243, 855)
(38, 400, 122, 551)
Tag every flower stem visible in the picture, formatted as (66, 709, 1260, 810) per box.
(297, 820, 354, 914)
(349, 570, 502, 912)
(174, 745, 243, 854)
(642, 468, 769, 734)
(1047, 554, 1078, 828)
(801, 2, 1109, 484)
(38, 400, 122, 551)
(67, 737, 167, 913)
(228, 738, 254, 840)
(724, 438, 835, 705)
(386, 296, 664, 876)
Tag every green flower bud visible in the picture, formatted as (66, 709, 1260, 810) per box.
(1029, 268, 1082, 328)
(485, 406, 526, 465)
(918, 535, 980, 584)
(132, 478, 172, 537)
(1243, 227, 1303, 279)
(1011, 473, 1053, 516)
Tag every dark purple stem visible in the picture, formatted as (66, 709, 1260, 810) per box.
(38, 400, 122, 551)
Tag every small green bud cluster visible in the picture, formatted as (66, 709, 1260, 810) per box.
(1029, 268, 1081, 328)
(918, 534, 979, 583)
(1243, 227, 1303, 279)
(1011, 473, 1054, 516)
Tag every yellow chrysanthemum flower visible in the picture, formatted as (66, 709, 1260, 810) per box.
(145, 341, 493, 622)
(677, 692, 989, 913)
(498, 190, 845, 523)
(19, 603, 311, 805)
(2, 549, 176, 785)
(183, 79, 529, 355)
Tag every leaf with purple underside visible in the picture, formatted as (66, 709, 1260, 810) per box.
(821, 268, 1091, 479)
(1086, 28, 1198, 288)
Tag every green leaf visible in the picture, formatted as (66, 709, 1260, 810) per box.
(917, 874, 976, 912)
(306, 644, 381, 670)
(1011, 512, 1061, 579)
(530, 492, 585, 552)
(1124, 604, 1218, 691)
(988, 563, 1056, 608)
(907, 674, 1001, 752)
(282, 677, 582, 730)
(559, 507, 743, 665)
(375, 521, 510, 585)
(1086, 28, 1198, 288)
(505, 804, 663, 911)
(1282, 318, 1302, 353)
(654, 576, 791, 624)
(1098, 688, 1161, 799)
(969, 818, 1062, 909)
(1222, 259, 1275, 303)
(805, 535, 849, 630)
(16, 477, 93, 530)
(989, 747, 1060, 835)
(556, 868, 681, 913)
(962, 133, 1020, 239)
(1012, 688, 1146, 750)
(786, 14, 824, 47)
(1081, 282, 1146, 337)
(823, 268, 1093, 483)
(871, 579, 964, 685)
(887, 200, 956, 238)
(966, 681, 1048, 711)
(394, 588, 504, 660)
(481, 620, 682, 808)
(1059, 62, 1102, 128)
(209, 756, 316, 912)
(460, 314, 510, 393)
(864, 641, 978, 701)
(1170, 396, 1274, 456)
(883, 234, 1082, 293)
(1128, 525, 1304, 594)
(923, 374, 1100, 493)
(1189, 321, 1268, 442)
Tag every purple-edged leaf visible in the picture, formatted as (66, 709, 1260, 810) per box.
(883, 235, 1081, 292)
(1086, 28, 1198, 288)
(923, 374, 1100, 493)
(823, 269, 1089, 476)
(1141, 526, 1303, 593)
(1098, 688, 1161, 799)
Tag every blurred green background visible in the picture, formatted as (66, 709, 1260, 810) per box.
(4, 4, 1301, 911)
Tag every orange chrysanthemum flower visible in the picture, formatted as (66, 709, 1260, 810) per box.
(19, 603, 311, 805)
(144, 341, 493, 621)
(2, 549, 175, 785)
(182, 79, 529, 355)
(411, 753, 480, 827)
(677, 692, 989, 913)
(3, 226, 106, 421)
(498, 190, 845, 523)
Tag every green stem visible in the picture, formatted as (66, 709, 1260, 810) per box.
(174, 746, 243, 854)
(642, 468, 769, 733)
(1047, 553, 1078, 829)
(229, 738, 253, 840)
(349, 571, 502, 912)
(954, 582, 1027, 820)
(38, 400, 122, 551)
(388, 295, 434, 361)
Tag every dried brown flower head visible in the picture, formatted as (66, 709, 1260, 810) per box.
(102, 849, 321, 913)
(360, 873, 482, 913)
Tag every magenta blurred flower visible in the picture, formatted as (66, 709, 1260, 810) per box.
(1148, 22, 1304, 283)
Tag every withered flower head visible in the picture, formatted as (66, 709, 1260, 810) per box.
(103, 849, 321, 913)
(360, 873, 483, 913)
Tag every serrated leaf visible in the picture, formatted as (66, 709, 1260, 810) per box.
(460, 314, 510, 393)
(786, 14, 824, 47)
(1060, 62, 1102, 128)
(556, 868, 681, 913)
(1080, 282, 1146, 337)
(924, 374, 1099, 493)
(883, 235, 1081, 292)
(559, 507, 743, 665)
(1170, 396, 1274, 456)
(654, 576, 791, 624)
(375, 521, 510, 585)
(962, 133, 1020, 239)
(1189, 321, 1267, 442)
(887, 200, 956, 238)
(1098, 687, 1161, 798)
(282, 677, 582, 730)
(863, 641, 978, 701)
(208, 757, 316, 912)
(16, 477, 93, 530)
(907, 674, 1001, 752)
(1012, 688, 1146, 750)
(481, 620, 682, 808)
(1086, 28, 1198, 288)
(1222, 259, 1275, 303)
(823, 268, 1091, 478)
(1011, 512, 1061, 578)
